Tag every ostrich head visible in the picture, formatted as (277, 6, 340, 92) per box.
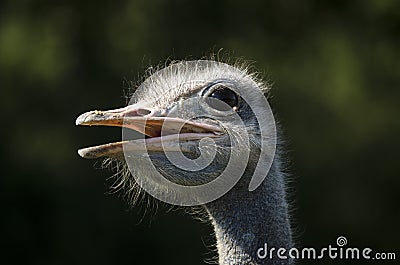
(76, 60, 275, 205)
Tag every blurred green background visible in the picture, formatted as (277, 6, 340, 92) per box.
(1, 0, 399, 264)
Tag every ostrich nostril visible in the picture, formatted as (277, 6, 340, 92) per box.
(136, 108, 152, 116)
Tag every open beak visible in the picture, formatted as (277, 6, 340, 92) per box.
(76, 105, 224, 159)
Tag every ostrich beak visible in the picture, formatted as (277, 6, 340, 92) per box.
(76, 105, 223, 159)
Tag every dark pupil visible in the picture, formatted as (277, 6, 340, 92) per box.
(207, 87, 238, 111)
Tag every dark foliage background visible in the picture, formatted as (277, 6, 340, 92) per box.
(1, 0, 399, 264)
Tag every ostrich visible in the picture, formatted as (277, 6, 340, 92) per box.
(76, 60, 293, 264)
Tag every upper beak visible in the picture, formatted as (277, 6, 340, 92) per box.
(76, 105, 223, 159)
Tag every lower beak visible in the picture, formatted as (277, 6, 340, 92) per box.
(76, 105, 223, 159)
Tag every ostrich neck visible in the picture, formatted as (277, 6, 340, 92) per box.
(205, 156, 293, 265)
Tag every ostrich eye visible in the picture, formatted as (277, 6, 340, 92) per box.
(206, 86, 239, 111)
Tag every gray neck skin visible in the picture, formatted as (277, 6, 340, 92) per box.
(205, 153, 293, 265)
